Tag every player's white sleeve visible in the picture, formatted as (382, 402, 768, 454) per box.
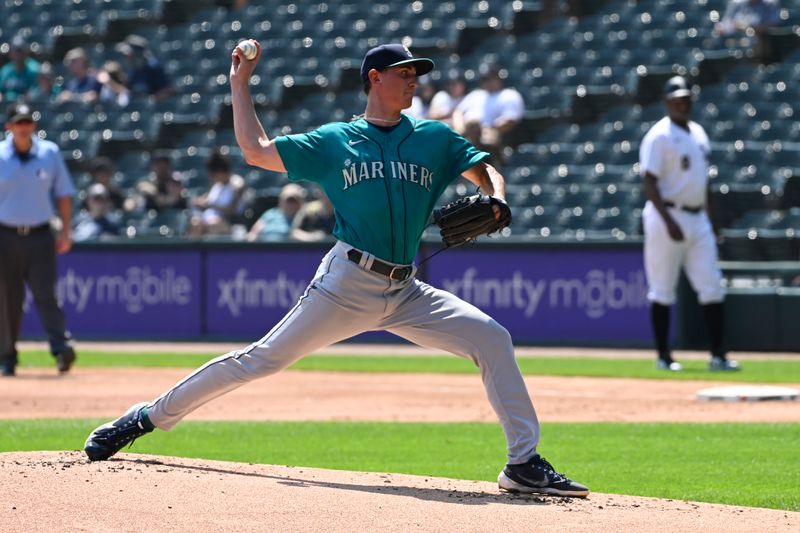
(639, 132, 666, 179)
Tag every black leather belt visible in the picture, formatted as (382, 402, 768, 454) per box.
(0, 222, 50, 236)
(347, 249, 414, 281)
(663, 201, 703, 214)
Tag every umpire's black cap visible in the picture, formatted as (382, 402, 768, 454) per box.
(360, 44, 434, 84)
(664, 76, 692, 100)
(6, 103, 35, 124)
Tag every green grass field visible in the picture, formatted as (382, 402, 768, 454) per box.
(16, 350, 800, 383)
(5, 349, 799, 511)
(1, 420, 798, 511)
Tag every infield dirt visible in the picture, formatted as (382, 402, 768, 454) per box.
(3, 344, 799, 531)
(1, 367, 798, 423)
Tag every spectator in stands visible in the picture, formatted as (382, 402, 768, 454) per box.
(290, 189, 335, 242)
(716, 0, 780, 35)
(136, 153, 187, 212)
(429, 69, 467, 126)
(453, 64, 524, 165)
(187, 150, 247, 237)
(97, 61, 130, 108)
(73, 184, 121, 242)
(0, 36, 40, 103)
(27, 62, 61, 104)
(715, 0, 782, 62)
(406, 81, 436, 120)
(247, 183, 307, 241)
(87, 157, 125, 211)
(115, 34, 174, 100)
(56, 48, 102, 105)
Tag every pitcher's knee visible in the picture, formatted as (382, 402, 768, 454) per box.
(489, 320, 513, 347)
(471, 319, 514, 359)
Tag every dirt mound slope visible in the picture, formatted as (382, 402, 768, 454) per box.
(1, 452, 796, 533)
(2, 368, 799, 423)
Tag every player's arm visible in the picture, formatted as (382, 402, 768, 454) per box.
(462, 161, 506, 201)
(643, 172, 684, 241)
(462, 161, 509, 221)
(229, 41, 286, 172)
(55, 196, 73, 254)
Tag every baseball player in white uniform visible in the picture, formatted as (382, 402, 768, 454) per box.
(640, 76, 740, 372)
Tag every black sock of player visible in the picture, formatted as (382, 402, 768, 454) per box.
(650, 303, 671, 361)
(702, 302, 725, 359)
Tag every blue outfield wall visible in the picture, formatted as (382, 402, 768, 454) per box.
(21, 239, 652, 346)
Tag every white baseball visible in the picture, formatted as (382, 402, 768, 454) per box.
(237, 40, 257, 60)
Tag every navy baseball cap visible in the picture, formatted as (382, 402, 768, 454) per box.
(360, 44, 434, 84)
(664, 76, 692, 100)
(6, 103, 34, 123)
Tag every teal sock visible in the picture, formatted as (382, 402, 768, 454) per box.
(140, 406, 156, 431)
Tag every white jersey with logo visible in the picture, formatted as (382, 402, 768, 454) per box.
(639, 116, 710, 208)
(639, 116, 724, 306)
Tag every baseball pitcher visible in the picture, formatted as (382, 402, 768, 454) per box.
(84, 42, 589, 498)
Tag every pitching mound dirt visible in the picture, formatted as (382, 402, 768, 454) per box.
(2, 368, 799, 423)
(1, 452, 797, 533)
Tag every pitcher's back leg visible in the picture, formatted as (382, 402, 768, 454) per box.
(148, 282, 379, 430)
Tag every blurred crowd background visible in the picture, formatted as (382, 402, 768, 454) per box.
(1, 0, 800, 261)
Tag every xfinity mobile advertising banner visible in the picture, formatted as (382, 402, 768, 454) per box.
(21, 244, 649, 344)
(22, 250, 202, 338)
(204, 249, 324, 337)
(425, 247, 650, 343)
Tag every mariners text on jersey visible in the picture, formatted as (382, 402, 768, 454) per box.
(275, 115, 488, 263)
(341, 160, 433, 191)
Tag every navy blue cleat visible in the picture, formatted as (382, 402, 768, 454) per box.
(498, 454, 590, 498)
(84, 402, 155, 461)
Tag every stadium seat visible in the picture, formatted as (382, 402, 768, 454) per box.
(719, 229, 764, 261)
(775, 207, 800, 229)
(9, 0, 800, 244)
(113, 151, 152, 187)
(757, 229, 799, 261)
(136, 209, 188, 238)
(732, 209, 785, 230)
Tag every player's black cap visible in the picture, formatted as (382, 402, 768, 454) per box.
(664, 76, 692, 100)
(360, 44, 434, 84)
(6, 103, 35, 124)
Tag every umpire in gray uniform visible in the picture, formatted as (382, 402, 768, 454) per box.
(0, 103, 77, 376)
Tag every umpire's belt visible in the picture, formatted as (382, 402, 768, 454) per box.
(0, 222, 51, 236)
(663, 201, 703, 214)
(347, 249, 414, 281)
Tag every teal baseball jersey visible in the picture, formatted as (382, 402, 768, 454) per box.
(275, 115, 489, 264)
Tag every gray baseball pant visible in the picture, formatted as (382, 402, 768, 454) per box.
(147, 241, 540, 464)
